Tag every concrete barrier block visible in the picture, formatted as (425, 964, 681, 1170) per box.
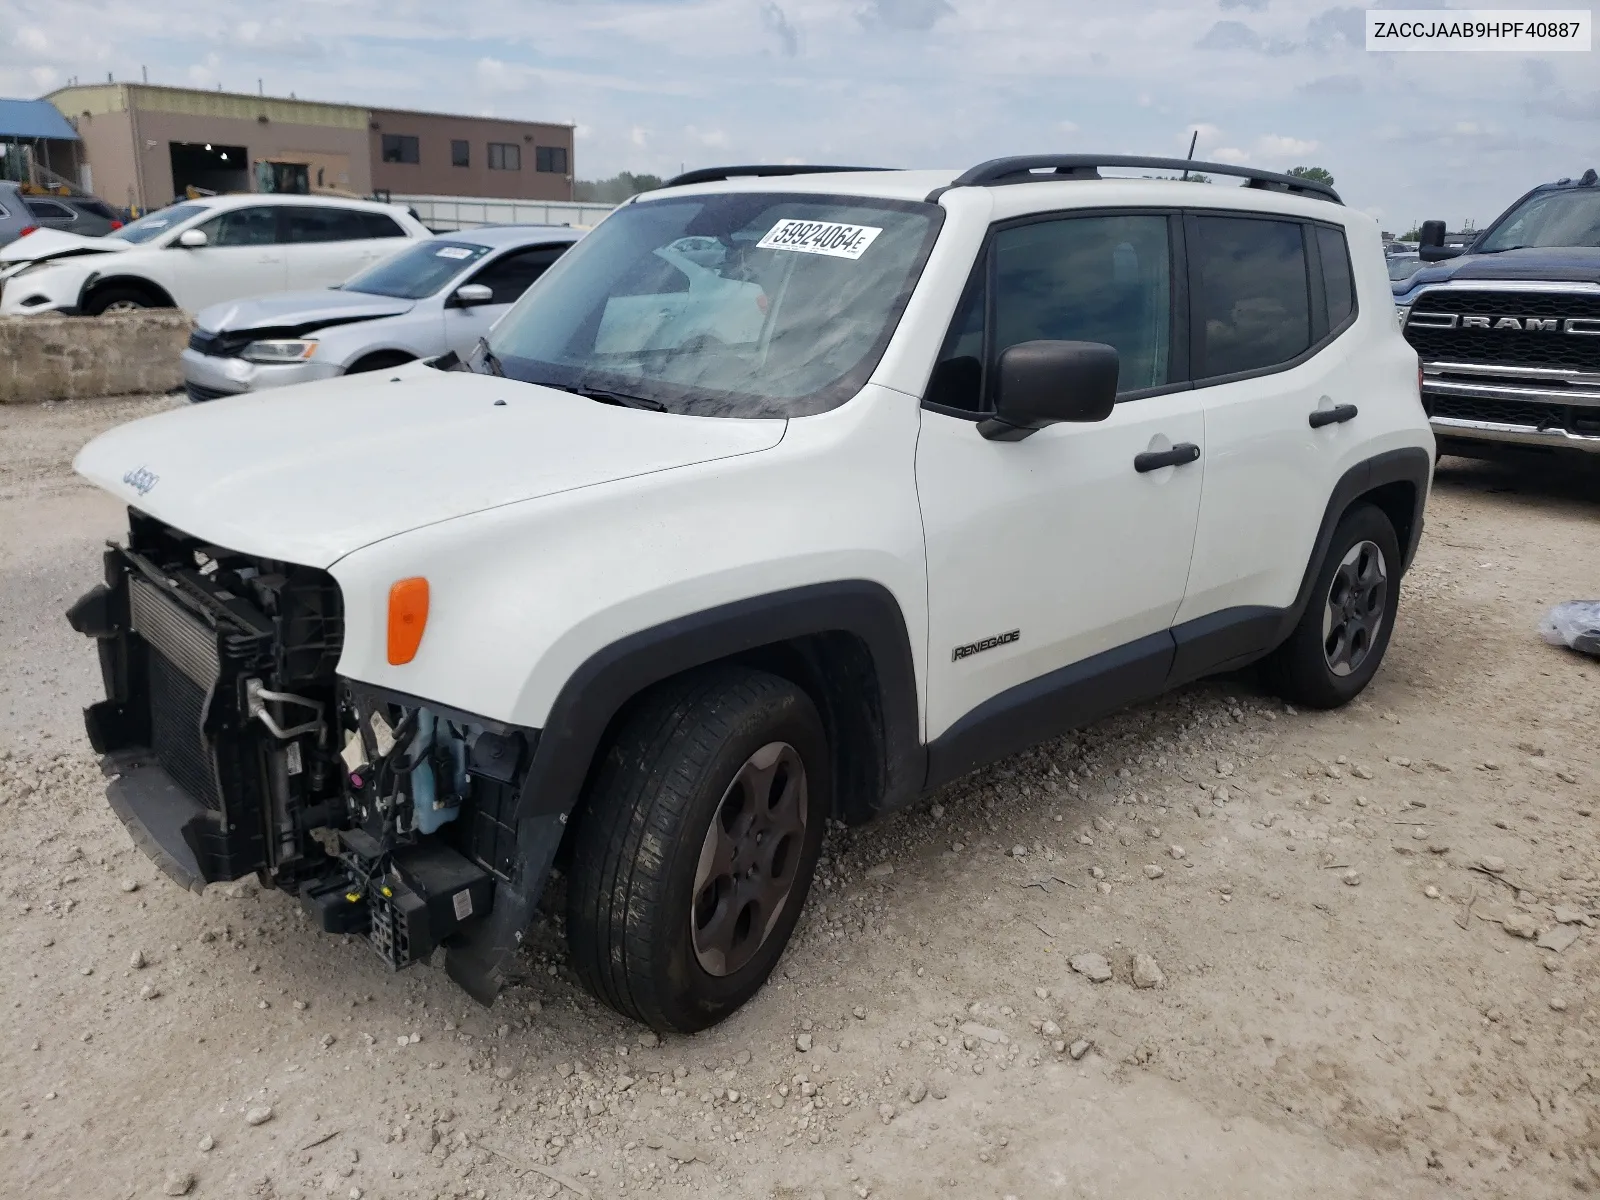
(0, 311, 190, 405)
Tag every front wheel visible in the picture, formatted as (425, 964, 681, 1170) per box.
(84, 287, 157, 316)
(1262, 503, 1401, 709)
(565, 667, 829, 1032)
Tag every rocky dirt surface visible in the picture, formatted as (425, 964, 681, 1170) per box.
(2, 394, 1597, 1200)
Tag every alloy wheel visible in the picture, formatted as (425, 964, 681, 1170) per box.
(1322, 539, 1388, 677)
(691, 741, 808, 977)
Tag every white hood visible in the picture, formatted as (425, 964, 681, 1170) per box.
(0, 228, 129, 264)
(75, 366, 787, 567)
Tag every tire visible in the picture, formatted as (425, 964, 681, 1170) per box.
(566, 667, 830, 1033)
(345, 351, 414, 374)
(1262, 503, 1401, 710)
(84, 286, 160, 316)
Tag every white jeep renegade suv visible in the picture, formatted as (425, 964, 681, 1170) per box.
(68, 156, 1433, 1032)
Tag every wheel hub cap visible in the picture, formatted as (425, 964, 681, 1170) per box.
(691, 741, 807, 977)
(1322, 539, 1388, 677)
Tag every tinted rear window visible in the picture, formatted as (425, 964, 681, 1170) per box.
(1317, 226, 1356, 330)
(25, 199, 74, 219)
(1191, 216, 1311, 378)
(361, 212, 406, 239)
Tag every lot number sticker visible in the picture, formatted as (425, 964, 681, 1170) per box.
(758, 219, 882, 260)
(436, 246, 476, 259)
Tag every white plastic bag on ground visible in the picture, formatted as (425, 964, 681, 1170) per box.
(1539, 601, 1600, 658)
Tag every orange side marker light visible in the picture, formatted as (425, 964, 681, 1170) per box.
(387, 577, 429, 665)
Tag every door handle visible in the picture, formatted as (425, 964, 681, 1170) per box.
(1134, 442, 1201, 473)
(1309, 403, 1358, 428)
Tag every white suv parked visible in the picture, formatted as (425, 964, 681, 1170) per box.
(0, 193, 427, 316)
(68, 157, 1433, 1032)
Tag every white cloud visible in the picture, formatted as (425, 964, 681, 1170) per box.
(1212, 146, 1250, 163)
(1059, 119, 1080, 134)
(15, 27, 49, 54)
(1257, 133, 1318, 158)
(687, 125, 729, 148)
(186, 53, 222, 88)
(29, 65, 57, 90)
(475, 57, 526, 94)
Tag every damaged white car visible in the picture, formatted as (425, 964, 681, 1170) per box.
(0, 194, 426, 317)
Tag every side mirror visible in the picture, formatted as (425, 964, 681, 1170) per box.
(978, 340, 1118, 442)
(177, 228, 208, 249)
(1416, 219, 1461, 262)
(452, 283, 494, 307)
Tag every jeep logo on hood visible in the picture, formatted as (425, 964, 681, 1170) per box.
(122, 466, 159, 495)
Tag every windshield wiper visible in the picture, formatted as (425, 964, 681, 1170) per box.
(558, 384, 666, 412)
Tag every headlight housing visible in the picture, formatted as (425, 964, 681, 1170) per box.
(241, 339, 317, 364)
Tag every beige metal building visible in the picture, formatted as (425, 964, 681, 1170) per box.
(48, 83, 574, 211)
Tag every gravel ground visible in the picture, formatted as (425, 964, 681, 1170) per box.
(2, 394, 1598, 1200)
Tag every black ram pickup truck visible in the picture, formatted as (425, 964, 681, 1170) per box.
(1395, 168, 1600, 462)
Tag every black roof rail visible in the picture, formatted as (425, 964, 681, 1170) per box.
(942, 155, 1343, 205)
(662, 164, 889, 188)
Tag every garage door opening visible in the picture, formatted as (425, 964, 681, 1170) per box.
(169, 141, 249, 200)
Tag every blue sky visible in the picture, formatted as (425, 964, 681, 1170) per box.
(3, 0, 1596, 230)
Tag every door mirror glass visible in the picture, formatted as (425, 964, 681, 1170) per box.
(453, 283, 494, 307)
(177, 228, 208, 248)
(979, 340, 1118, 441)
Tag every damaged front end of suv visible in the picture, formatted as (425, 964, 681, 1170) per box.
(67, 510, 550, 1001)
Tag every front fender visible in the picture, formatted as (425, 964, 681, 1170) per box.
(329, 383, 929, 760)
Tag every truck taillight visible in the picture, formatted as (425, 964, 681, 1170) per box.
(17, 225, 36, 238)
(109, 219, 123, 230)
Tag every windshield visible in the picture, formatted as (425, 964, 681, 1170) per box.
(342, 239, 490, 299)
(110, 204, 210, 245)
(485, 192, 941, 418)
(1478, 188, 1600, 252)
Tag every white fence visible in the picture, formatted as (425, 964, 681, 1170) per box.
(391, 194, 618, 231)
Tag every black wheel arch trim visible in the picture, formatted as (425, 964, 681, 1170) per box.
(345, 349, 419, 373)
(1276, 446, 1430, 646)
(517, 579, 923, 826)
(78, 273, 177, 311)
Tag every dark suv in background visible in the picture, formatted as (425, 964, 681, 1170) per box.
(0, 182, 122, 247)
(1395, 168, 1600, 462)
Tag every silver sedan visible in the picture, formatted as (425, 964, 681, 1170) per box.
(181, 224, 582, 401)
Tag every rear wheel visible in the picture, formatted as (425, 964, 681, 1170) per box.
(566, 667, 829, 1032)
(1262, 503, 1401, 709)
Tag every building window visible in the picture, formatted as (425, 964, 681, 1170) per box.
(488, 143, 521, 171)
(381, 134, 420, 165)
(451, 139, 470, 168)
(535, 146, 568, 174)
